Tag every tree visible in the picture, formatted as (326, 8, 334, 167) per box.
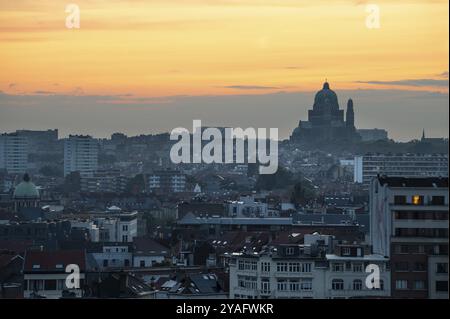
(290, 178, 316, 207)
(256, 166, 294, 190)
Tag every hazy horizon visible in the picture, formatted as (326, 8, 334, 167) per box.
(1, 86, 448, 141)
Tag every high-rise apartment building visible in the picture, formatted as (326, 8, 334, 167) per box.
(370, 176, 448, 299)
(64, 135, 98, 177)
(0, 133, 28, 174)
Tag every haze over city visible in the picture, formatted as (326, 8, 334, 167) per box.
(0, 0, 448, 140)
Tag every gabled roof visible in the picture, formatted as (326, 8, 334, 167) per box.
(133, 238, 169, 256)
(24, 250, 86, 273)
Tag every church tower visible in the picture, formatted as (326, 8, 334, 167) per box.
(346, 98, 355, 128)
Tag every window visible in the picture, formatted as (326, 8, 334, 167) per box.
(261, 280, 270, 294)
(289, 281, 300, 291)
(44, 280, 57, 290)
(436, 263, 448, 274)
(436, 281, 448, 292)
(238, 276, 257, 290)
(123, 225, 128, 231)
(277, 262, 288, 272)
(431, 196, 445, 205)
(288, 262, 300, 273)
(103, 259, 108, 267)
(395, 262, 409, 271)
(414, 280, 425, 290)
(261, 262, 270, 273)
(140, 260, 145, 268)
(332, 279, 344, 290)
(57, 280, 65, 290)
(301, 263, 311, 273)
(332, 263, 344, 272)
(124, 259, 130, 267)
(412, 195, 424, 205)
(277, 280, 287, 291)
(414, 262, 426, 272)
(286, 247, 295, 255)
(342, 247, 351, 256)
(122, 235, 128, 242)
(300, 279, 312, 290)
(395, 280, 408, 290)
(353, 279, 363, 290)
(394, 195, 406, 205)
(353, 263, 363, 272)
(400, 245, 409, 254)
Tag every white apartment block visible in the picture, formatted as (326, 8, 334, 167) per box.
(229, 238, 390, 299)
(94, 212, 138, 243)
(64, 135, 98, 177)
(90, 245, 133, 269)
(228, 195, 269, 218)
(0, 133, 28, 174)
(147, 170, 186, 193)
(354, 153, 448, 187)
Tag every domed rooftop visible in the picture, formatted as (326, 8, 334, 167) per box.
(313, 82, 339, 111)
(13, 174, 40, 199)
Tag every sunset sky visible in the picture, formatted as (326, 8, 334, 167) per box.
(0, 0, 448, 140)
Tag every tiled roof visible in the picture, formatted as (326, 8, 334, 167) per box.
(24, 250, 86, 272)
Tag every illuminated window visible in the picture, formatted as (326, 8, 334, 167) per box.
(412, 195, 423, 205)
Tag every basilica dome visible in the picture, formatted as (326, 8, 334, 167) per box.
(13, 174, 40, 199)
(313, 82, 339, 111)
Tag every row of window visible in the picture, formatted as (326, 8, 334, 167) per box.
(394, 211, 448, 221)
(392, 244, 448, 255)
(395, 228, 448, 238)
(331, 279, 384, 291)
(276, 279, 312, 292)
(276, 262, 311, 273)
(393, 195, 446, 206)
(331, 262, 366, 272)
(394, 261, 449, 273)
(25, 279, 83, 291)
(394, 280, 449, 292)
(395, 280, 448, 292)
(238, 261, 312, 273)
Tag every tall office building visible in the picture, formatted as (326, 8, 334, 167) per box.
(64, 135, 98, 177)
(354, 153, 448, 187)
(0, 133, 28, 174)
(370, 176, 448, 299)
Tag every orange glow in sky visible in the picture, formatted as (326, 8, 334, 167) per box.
(0, 0, 448, 97)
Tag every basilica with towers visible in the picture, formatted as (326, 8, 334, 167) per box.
(290, 82, 361, 146)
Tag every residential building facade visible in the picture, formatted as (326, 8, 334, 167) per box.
(370, 176, 449, 299)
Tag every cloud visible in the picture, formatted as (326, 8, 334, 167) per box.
(437, 71, 449, 79)
(222, 85, 282, 90)
(356, 79, 449, 87)
(32, 90, 55, 95)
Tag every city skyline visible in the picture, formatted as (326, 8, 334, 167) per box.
(1, 0, 449, 141)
